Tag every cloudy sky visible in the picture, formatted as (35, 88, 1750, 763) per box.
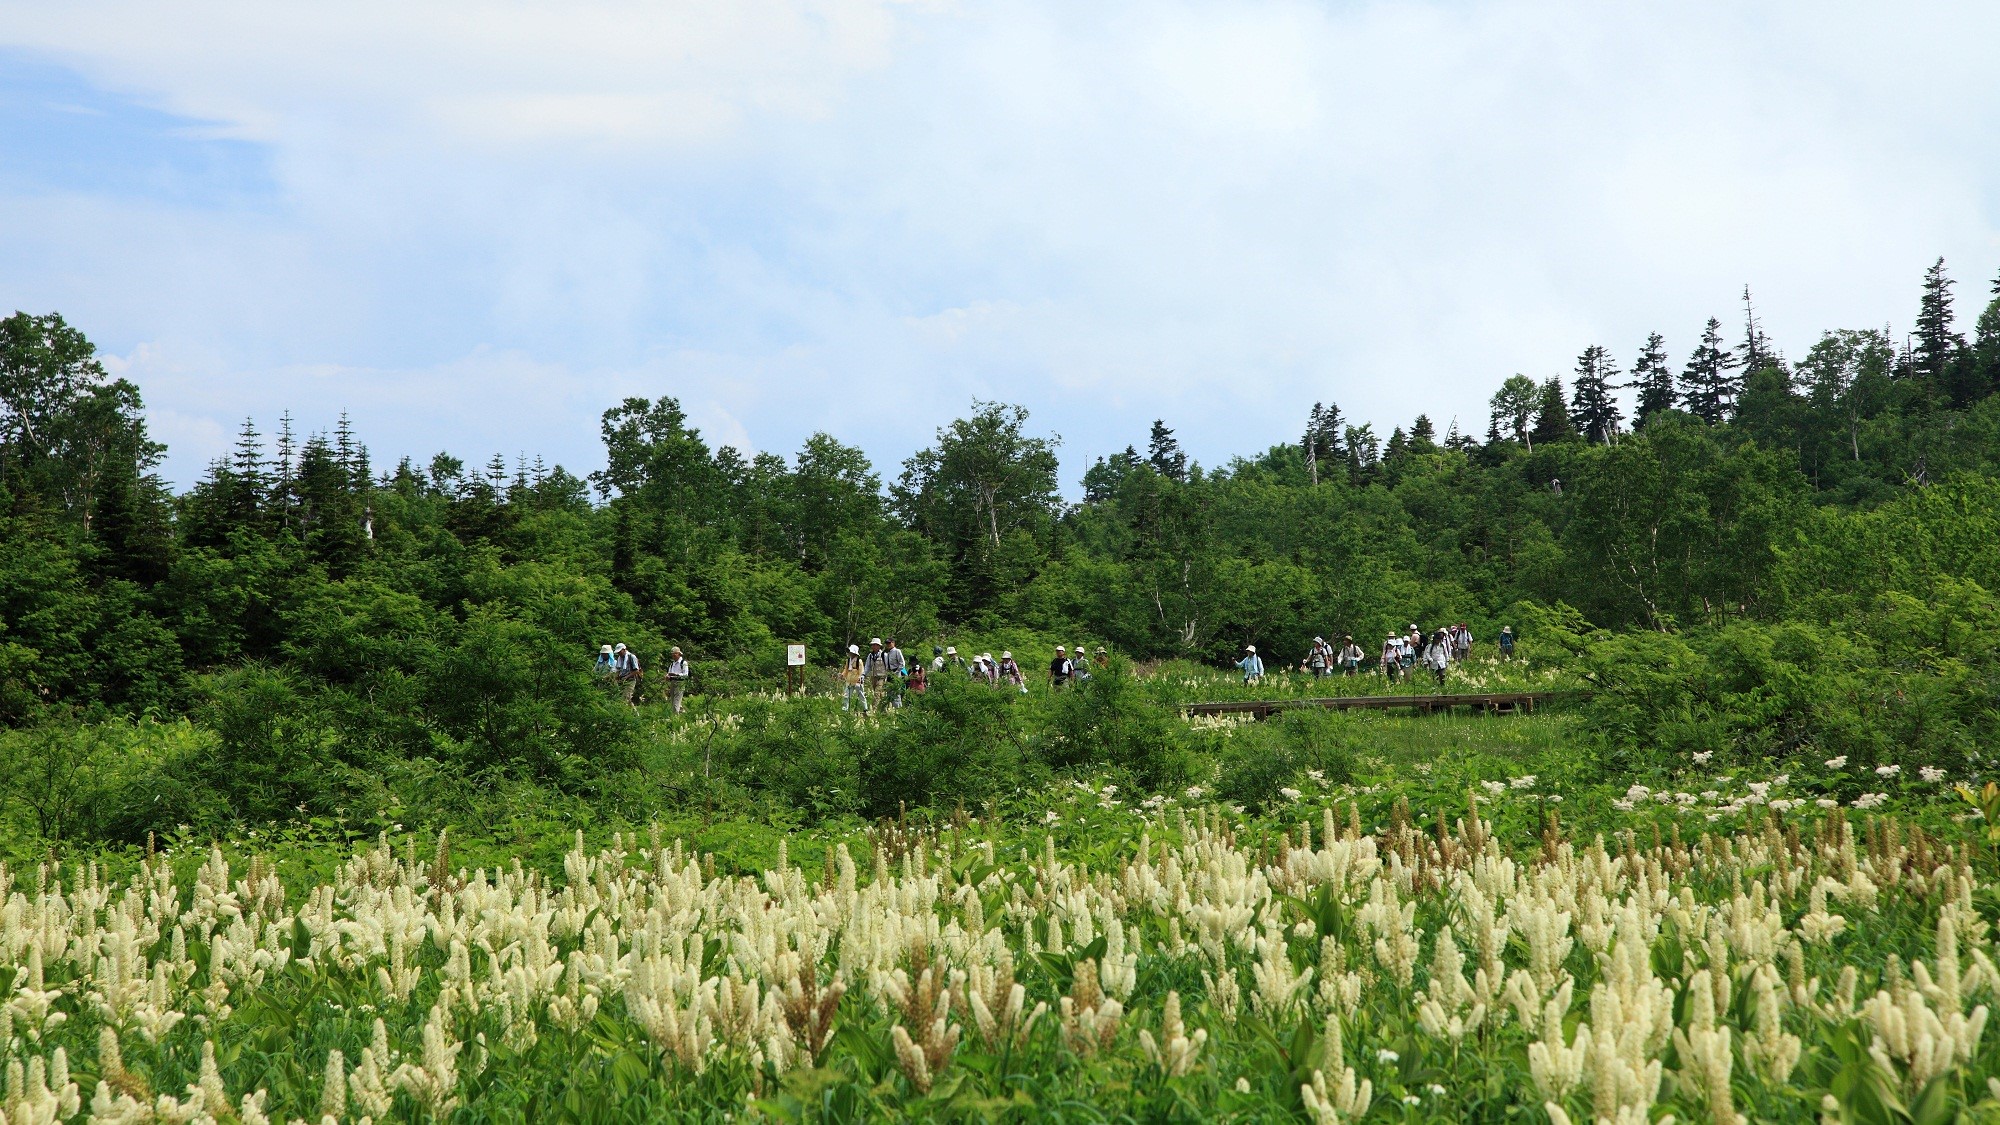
(4, 1, 1999, 490)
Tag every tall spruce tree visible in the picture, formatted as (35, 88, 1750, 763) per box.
(1530, 377, 1575, 445)
(1147, 419, 1188, 482)
(1568, 345, 1624, 444)
(1914, 258, 1964, 397)
(1632, 332, 1675, 425)
(1303, 402, 1344, 485)
(1409, 414, 1436, 451)
(1678, 318, 1740, 424)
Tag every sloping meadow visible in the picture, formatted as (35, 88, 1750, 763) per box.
(1, 793, 1995, 1123)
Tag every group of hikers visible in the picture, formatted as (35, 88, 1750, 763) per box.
(1260, 622, 1513, 687)
(598, 621, 1515, 714)
(592, 642, 692, 712)
(837, 637, 1109, 711)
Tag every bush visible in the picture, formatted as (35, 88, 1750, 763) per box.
(728, 700, 863, 820)
(858, 677, 1034, 817)
(1214, 708, 1358, 811)
(1036, 661, 1200, 791)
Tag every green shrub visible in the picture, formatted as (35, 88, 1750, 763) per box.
(858, 676, 1033, 817)
(1037, 661, 1200, 790)
(1215, 709, 1358, 811)
(728, 699, 862, 820)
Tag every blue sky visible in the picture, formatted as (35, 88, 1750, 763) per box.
(3, 1, 1999, 490)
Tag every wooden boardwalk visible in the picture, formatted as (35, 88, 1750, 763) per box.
(1182, 690, 1580, 719)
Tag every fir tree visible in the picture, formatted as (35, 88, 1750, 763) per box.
(1914, 257, 1964, 399)
(1147, 419, 1188, 482)
(1678, 318, 1740, 424)
(1568, 345, 1624, 444)
(1409, 414, 1436, 451)
(1303, 402, 1344, 485)
(1970, 270, 2000, 401)
(1530, 377, 1575, 445)
(1632, 332, 1675, 425)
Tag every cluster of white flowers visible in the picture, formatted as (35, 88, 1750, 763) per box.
(0, 787, 1989, 1121)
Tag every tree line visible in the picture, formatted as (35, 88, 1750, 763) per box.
(4, 258, 2000, 789)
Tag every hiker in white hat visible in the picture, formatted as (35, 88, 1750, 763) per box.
(1048, 645, 1071, 691)
(998, 650, 1026, 692)
(842, 643, 869, 712)
(1236, 644, 1264, 686)
(863, 638, 892, 701)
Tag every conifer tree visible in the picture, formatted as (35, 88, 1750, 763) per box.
(1970, 270, 2000, 401)
(1409, 414, 1436, 451)
(1735, 286, 1781, 376)
(1147, 419, 1188, 482)
(1631, 332, 1675, 425)
(1303, 402, 1344, 484)
(1530, 377, 1575, 445)
(1914, 257, 1964, 397)
(1568, 345, 1623, 444)
(1678, 318, 1739, 424)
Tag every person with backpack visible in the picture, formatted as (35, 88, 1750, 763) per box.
(907, 662, 927, 695)
(1048, 645, 1072, 691)
(1306, 637, 1329, 678)
(1498, 626, 1515, 659)
(841, 644, 868, 712)
(663, 646, 691, 714)
(1071, 644, 1093, 682)
(1237, 644, 1264, 685)
(863, 638, 892, 702)
(594, 644, 617, 684)
(1451, 623, 1472, 662)
(1402, 626, 1422, 673)
(998, 651, 1026, 693)
(612, 643, 642, 706)
(1381, 634, 1402, 683)
(1339, 635, 1363, 676)
(1424, 629, 1451, 687)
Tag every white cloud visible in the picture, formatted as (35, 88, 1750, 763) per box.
(4, 0, 2000, 488)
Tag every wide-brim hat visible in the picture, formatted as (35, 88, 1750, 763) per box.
(600, 645, 614, 654)
(870, 637, 882, 646)
(848, 644, 860, 654)
(946, 646, 957, 654)
(1245, 645, 1256, 653)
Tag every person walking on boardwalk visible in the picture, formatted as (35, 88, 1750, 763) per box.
(1237, 644, 1264, 685)
(1424, 629, 1451, 687)
(663, 646, 691, 714)
(1498, 626, 1515, 660)
(1048, 645, 1072, 690)
(612, 643, 642, 707)
(1381, 634, 1402, 683)
(842, 644, 868, 712)
(1339, 635, 1363, 676)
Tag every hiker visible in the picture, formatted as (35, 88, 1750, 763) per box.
(841, 644, 868, 712)
(663, 646, 691, 714)
(907, 662, 927, 695)
(931, 646, 946, 671)
(1381, 635, 1402, 683)
(1307, 636, 1329, 678)
(1403, 626, 1421, 673)
(885, 638, 907, 707)
(593, 644, 616, 681)
(1498, 626, 1516, 659)
(863, 638, 892, 702)
(612, 643, 642, 706)
(1425, 629, 1451, 686)
(1049, 645, 1072, 690)
(1072, 644, 1093, 682)
(1339, 635, 1364, 675)
(1237, 644, 1264, 685)
(999, 651, 1026, 692)
(937, 645, 967, 675)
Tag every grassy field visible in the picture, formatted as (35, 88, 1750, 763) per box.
(4, 699, 1995, 1123)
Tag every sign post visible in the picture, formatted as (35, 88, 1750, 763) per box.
(784, 643, 807, 695)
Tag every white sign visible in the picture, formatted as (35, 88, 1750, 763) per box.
(786, 644, 807, 667)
